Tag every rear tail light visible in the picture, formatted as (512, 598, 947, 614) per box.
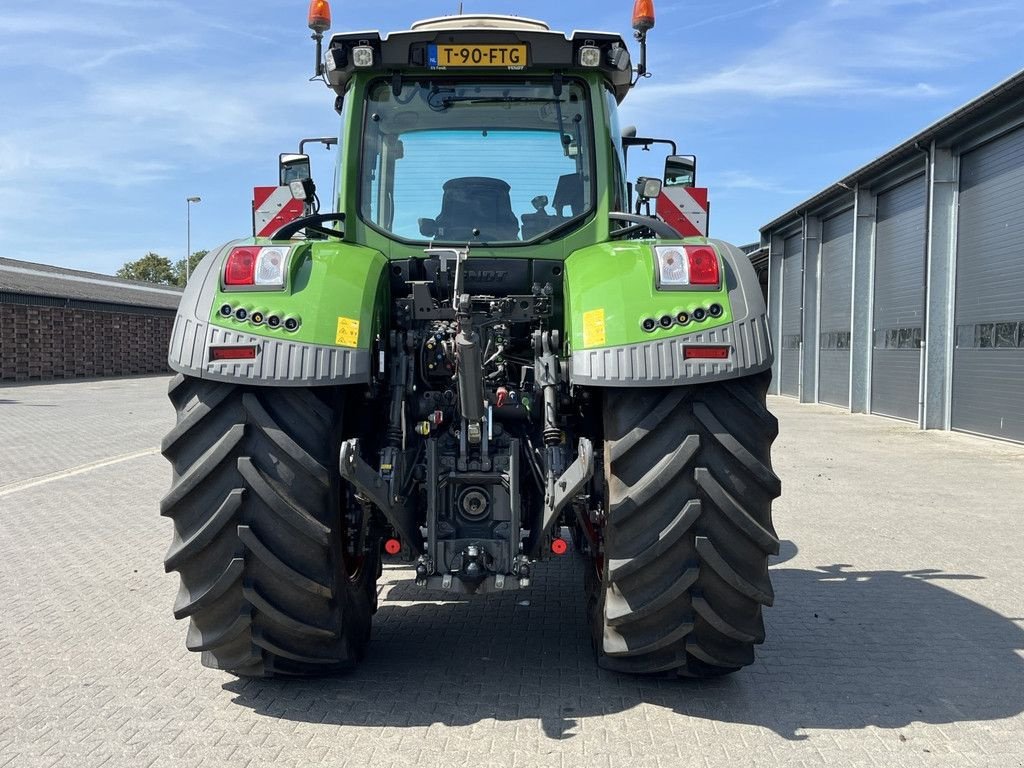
(254, 247, 288, 286)
(223, 246, 291, 289)
(686, 246, 720, 285)
(209, 345, 258, 361)
(683, 345, 730, 360)
(653, 245, 721, 289)
(224, 248, 258, 286)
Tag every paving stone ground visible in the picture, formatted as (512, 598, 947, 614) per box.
(1, 375, 1022, 767)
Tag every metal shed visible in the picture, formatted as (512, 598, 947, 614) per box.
(758, 68, 1024, 443)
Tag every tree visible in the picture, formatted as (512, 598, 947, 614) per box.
(172, 250, 209, 287)
(116, 252, 176, 285)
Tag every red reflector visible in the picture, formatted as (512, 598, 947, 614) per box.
(683, 345, 730, 360)
(384, 538, 402, 555)
(209, 345, 258, 361)
(685, 245, 720, 285)
(224, 247, 258, 285)
(551, 538, 568, 556)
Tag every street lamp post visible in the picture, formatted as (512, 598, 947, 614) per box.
(186, 196, 201, 284)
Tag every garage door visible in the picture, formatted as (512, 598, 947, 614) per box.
(871, 177, 926, 421)
(818, 209, 854, 407)
(952, 126, 1024, 442)
(779, 233, 803, 396)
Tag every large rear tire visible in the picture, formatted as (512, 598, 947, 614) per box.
(160, 374, 378, 677)
(589, 371, 780, 677)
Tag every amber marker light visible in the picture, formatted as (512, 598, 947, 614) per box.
(308, 0, 331, 33)
(632, 0, 655, 32)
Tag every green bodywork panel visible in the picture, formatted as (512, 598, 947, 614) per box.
(210, 240, 387, 349)
(564, 239, 733, 351)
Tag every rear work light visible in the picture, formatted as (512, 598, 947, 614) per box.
(578, 45, 601, 67)
(209, 345, 258, 361)
(351, 45, 374, 67)
(223, 246, 292, 289)
(653, 245, 721, 289)
(683, 345, 730, 360)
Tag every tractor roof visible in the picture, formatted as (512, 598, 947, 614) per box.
(324, 14, 633, 103)
(409, 15, 551, 32)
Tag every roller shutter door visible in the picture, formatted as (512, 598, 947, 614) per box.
(952, 126, 1024, 442)
(818, 210, 854, 407)
(871, 177, 926, 421)
(779, 233, 803, 396)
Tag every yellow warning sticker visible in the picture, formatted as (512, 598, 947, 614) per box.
(582, 308, 606, 348)
(335, 317, 360, 348)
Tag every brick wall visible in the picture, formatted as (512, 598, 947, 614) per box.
(0, 302, 174, 383)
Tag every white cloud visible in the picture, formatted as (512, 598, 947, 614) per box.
(710, 171, 807, 196)
(632, 0, 1022, 105)
(0, 0, 337, 264)
(681, 0, 784, 30)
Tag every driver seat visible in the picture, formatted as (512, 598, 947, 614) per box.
(434, 177, 520, 241)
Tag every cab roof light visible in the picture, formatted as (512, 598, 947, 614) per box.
(351, 45, 375, 68)
(578, 45, 601, 67)
(308, 0, 331, 33)
(632, 0, 656, 32)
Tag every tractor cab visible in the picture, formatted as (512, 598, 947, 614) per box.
(258, 3, 708, 249)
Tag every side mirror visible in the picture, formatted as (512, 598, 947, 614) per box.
(664, 154, 697, 188)
(635, 176, 662, 200)
(279, 153, 311, 187)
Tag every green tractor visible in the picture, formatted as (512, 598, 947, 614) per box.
(161, 1, 780, 678)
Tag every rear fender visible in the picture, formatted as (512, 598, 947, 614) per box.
(564, 238, 772, 386)
(167, 239, 387, 385)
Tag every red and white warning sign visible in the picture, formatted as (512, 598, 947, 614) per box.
(252, 186, 305, 238)
(656, 187, 709, 237)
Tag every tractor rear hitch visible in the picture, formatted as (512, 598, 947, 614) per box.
(339, 438, 422, 556)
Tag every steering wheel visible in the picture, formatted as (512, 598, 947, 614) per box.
(608, 212, 682, 240)
(271, 212, 346, 241)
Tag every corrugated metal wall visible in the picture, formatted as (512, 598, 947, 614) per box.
(951, 126, 1024, 442)
(817, 210, 854, 407)
(779, 233, 803, 396)
(760, 76, 1024, 442)
(871, 177, 926, 421)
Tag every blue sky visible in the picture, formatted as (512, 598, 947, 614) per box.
(0, 0, 1021, 274)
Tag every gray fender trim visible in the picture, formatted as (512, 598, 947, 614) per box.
(569, 239, 774, 387)
(167, 243, 371, 386)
